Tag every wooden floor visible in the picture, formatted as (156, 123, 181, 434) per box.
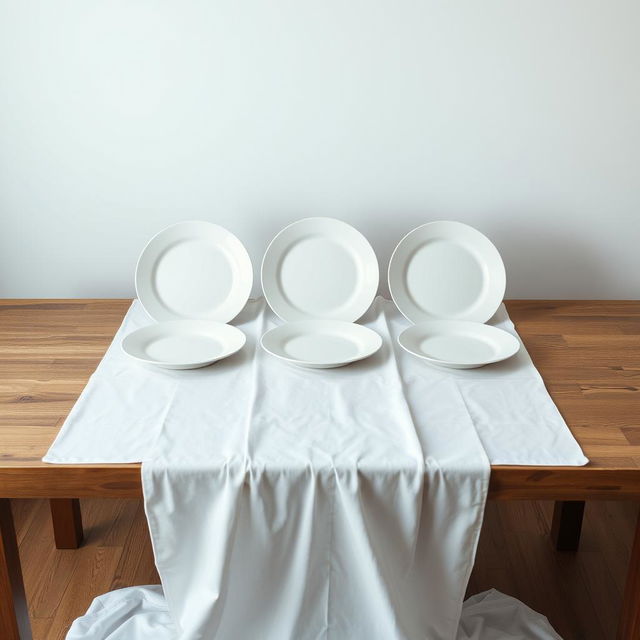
(12, 498, 638, 640)
(469, 501, 638, 640)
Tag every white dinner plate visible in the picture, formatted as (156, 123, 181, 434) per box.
(261, 218, 379, 322)
(122, 320, 246, 369)
(261, 321, 382, 368)
(388, 221, 506, 323)
(398, 321, 520, 369)
(136, 221, 252, 323)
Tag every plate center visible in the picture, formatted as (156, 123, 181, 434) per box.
(154, 240, 233, 317)
(279, 236, 359, 316)
(407, 240, 484, 317)
(419, 334, 496, 364)
(144, 333, 224, 364)
(283, 333, 360, 363)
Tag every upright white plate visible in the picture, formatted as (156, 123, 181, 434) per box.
(122, 320, 246, 370)
(261, 321, 382, 369)
(136, 221, 252, 323)
(388, 221, 505, 323)
(261, 218, 379, 322)
(398, 321, 520, 369)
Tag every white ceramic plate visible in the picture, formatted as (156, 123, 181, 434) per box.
(122, 320, 246, 369)
(261, 321, 382, 368)
(136, 221, 252, 323)
(398, 320, 520, 369)
(261, 218, 379, 322)
(388, 221, 506, 323)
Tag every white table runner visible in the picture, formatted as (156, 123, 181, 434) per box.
(46, 298, 586, 640)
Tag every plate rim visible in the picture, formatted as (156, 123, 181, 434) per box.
(397, 320, 520, 368)
(260, 320, 382, 367)
(135, 220, 253, 324)
(260, 217, 379, 323)
(388, 220, 506, 324)
(121, 319, 247, 368)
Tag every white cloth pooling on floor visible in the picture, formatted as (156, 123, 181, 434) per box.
(66, 586, 563, 640)
(46, 298, 586, 639)
(458, 589, 563, 639)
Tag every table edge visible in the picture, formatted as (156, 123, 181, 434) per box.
(2, 465, 640, 500)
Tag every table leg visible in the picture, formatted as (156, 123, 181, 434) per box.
(618, 508, 640, 640)
(0, 499, 31, 640)
(49, 499, 83, 549)
(550, 500, 585, 551)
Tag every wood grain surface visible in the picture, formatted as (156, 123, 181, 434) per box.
(0, 299, 639, 500)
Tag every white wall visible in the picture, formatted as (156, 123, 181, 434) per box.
(1, 0, 638, 299)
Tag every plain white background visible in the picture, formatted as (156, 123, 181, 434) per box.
(0, 0, 638, 299)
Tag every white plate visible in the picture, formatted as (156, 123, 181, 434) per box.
(122, 320, 246, 369)
(261, 218, 379, 322)
(398, 321, 520, 369)
(388, 221, 505, 323)
(261, 321, 382, 368)
(136, 221, 252, 323)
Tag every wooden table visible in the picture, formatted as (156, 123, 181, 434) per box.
(1, 300, 639, 639)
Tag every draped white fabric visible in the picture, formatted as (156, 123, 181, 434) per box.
(66, 586, 562, 640)
(44, 299, 588, 468)
(458, 590, 563, 640)
(45, 298, 585, 639)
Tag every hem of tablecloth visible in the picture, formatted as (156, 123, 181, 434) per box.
(444, 472, 490, 640)
(486, 456, 589, 466)
(40, 454, 590, 467)
(42, 456, 146, 464)
(141, 464, 184, 637)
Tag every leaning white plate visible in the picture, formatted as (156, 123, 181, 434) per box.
(136, 221, 252, 323)
(261, 217, 379, 322)
(388, 221, 506, 323)
(398, 321, 520, 369)
(261, 321, 382, 369)
(122, 320, 246, 370)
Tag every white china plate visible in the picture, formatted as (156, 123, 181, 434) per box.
(136, 221, 252, 323)
(398, 321, 520, 369)
(261, 321, 382, 369)
(261, 218, 379, 322)
(122, 320, 246, 369)
(388, 221, 506, 323)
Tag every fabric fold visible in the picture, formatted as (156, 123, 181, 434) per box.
(67, 586, 564, 640)
(139, 299, 490, 639)
(45, 297, 585, 639)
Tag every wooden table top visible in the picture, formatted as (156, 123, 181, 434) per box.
(1, 299, 639, 500)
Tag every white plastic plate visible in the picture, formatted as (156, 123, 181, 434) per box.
(136, 221, 252, 323)
(261, 218, 379, 322)
(122, 320, 246, 369)
(388, 221, 505, 323)
(398, 320, 520, 369)
(261, 320, 382, 369)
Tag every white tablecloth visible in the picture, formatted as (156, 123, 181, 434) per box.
(45, 298, 586, 639)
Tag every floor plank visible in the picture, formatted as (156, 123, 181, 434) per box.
(12, 498, 637, 639)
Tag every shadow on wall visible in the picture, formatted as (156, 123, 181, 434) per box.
(366, 210, 617, 300)
(247, 209, 616, 300)
(70, 209, 619, 300)
(491, 222, 614, 300)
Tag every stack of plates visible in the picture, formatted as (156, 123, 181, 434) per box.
(122, 221, 252, 369)
(261, 218, 382, 368)
(389, 221, 519, 369)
